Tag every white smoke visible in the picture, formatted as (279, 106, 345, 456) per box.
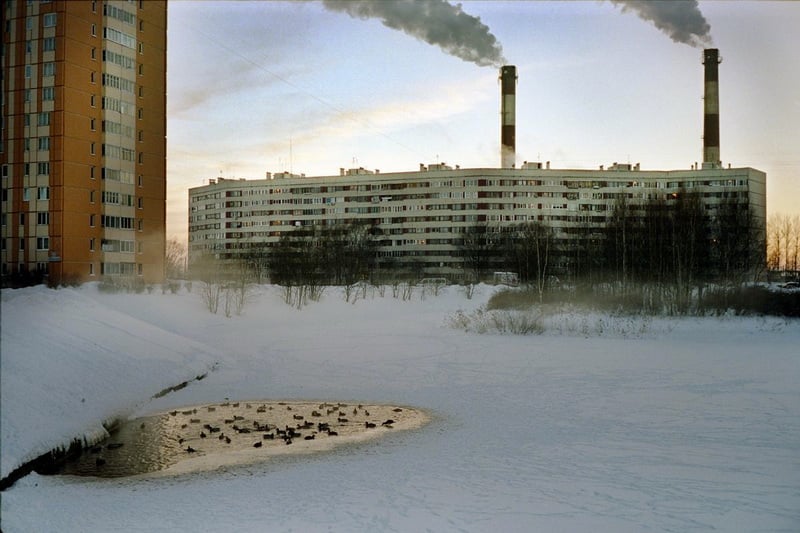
(609, 0, 713, 48)
(321, 0, 506, 67)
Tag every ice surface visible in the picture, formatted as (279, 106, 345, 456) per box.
(2, 283, 799, 531)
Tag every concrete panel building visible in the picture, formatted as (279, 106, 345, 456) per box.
(1, 0, 167, 284)
(188, 163, 766, 279)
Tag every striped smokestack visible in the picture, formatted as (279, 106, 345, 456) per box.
(702, 48, 721, 169)
(500, 65, 517, 168)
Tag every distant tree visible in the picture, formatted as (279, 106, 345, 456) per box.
(711, 196, 764, 284)
(500, 221, 554, 301)
(165, 238, 186, 279)
(460, 223, 500, 283)
(768, 213, 799, 273)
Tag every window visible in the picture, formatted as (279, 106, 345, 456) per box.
(26, 17, 33, 30)
(89, 214, 95, 227)
(37, 212, 49, 225)
(43, 13, 57, 27)
(90, 142, 95, 155)
(90, 166, 96, 179)
(25, 89, 31, 103)
(91, 47, 96, 60)
(90, 71, 95, 83)
(43, 37, 56, 52)
(43, 62, 55, 77)
(91, 23, 96, 36)
(103, 27, 136, 49)
(37, 237, 49, 250)
(20, 213, 25, 225)
(90, 118, 96, 131)
(138, 263, 143, 276)
(89, 190, 95, 203)
(42, 87, 55, 101)
(24, 139, 31, 151)
(20, 238, 25, 250)
(23, 188, 31, 201)
(25, 65, 32, 78)
(38, 113, 50, 126)
(38, 187, 50, 200)
(37, 162, 49, 175)
(38, 137, 50, 151)
(90, 94, 96, 107)
(89, 238, 95, 251)
(89, 263, 94, 275)
(137, 197, 143, 209)
(25, 114, 31, 127)
(137, 108, 143, 120)
(26, 41, 33, 54)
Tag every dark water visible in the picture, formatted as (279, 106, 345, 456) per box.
(56, 414, 184, 477)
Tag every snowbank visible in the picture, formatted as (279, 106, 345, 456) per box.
(1, 285, 217, 479)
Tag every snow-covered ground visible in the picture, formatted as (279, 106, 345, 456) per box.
(2, 283, 799, 532)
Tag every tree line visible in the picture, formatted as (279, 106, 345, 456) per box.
(188, 192, 771, 300)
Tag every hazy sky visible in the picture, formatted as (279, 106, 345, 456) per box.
(167, 1, 800, 242)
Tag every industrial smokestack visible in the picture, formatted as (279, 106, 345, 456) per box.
(702, 48, 721, 169)
(500, 65, 517, 169)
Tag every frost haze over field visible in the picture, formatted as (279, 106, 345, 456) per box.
(1, 283, 799, 532)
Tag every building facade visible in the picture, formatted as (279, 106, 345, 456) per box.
(188, 163, 766, 280)
(1, 0, 166, 284)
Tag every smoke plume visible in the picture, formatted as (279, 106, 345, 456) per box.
(321, 0, 506, 67)
(609, 0, 713, 48)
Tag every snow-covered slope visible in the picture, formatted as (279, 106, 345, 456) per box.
(1, 286, 217, 479)
(2, 283, 799, 532)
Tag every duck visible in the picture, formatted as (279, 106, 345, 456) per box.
(225, 436, 231, 444)
(365, 421, 376, 428)
(253, 441, 262, 448)
(186, 446, 196, 453)
(381, 419, 395, 427)
(200, 431, 207, 438)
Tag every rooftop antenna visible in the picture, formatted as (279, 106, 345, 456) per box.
(289, 137, 293, 174)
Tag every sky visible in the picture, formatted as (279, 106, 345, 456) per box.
(167, 1, 800, 243)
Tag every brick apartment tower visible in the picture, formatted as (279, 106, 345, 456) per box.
(2, 0, 166, 284)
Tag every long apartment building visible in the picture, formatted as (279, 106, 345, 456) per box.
(1, 0, 167, 284)
(188, 162, 766, 278)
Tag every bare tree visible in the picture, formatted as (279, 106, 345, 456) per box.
(165, 238, 186, 279)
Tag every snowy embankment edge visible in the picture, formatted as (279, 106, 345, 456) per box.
(0, 285, 218, 481)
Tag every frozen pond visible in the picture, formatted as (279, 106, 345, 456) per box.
(55, 400, 429, 478)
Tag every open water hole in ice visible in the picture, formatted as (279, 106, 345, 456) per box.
(50, 400, 427, 478)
